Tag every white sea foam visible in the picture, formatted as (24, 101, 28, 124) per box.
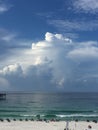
(21, 114, 98, 118)
(21, 114, 45, 117)
(56, 114, 98, 118)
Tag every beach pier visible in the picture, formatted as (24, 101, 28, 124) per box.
(0, 93, 6, 100)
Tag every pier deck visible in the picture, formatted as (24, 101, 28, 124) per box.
(0, 93, 6, 100)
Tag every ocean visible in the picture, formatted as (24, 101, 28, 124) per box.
(0, 92, 98, 121)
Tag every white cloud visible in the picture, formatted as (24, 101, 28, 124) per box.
(0, 28, 32, 59)
(67, 46, 98, 61)
(2, 34, 16, 42)
(45, 32, 72, 43)
(48, 19, 98, 31)
(0, 32, 98, 91)
(0, 5, 8, 13)
(0, 29, 16, 43)
(73, 0, 98, 13)
(0, 0, 12, 14)
(0, 64, 23, 76)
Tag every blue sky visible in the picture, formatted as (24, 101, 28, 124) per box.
(0, 0, 98, 92)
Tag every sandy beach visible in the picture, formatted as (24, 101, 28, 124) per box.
(0, 120, 97, 130)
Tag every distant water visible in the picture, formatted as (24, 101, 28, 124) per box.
(0, 92, 98, 121)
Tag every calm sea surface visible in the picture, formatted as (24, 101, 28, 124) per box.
(0, 92, 98, 120)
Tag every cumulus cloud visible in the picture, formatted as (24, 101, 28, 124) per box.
(45, 32, 72, 43)
(0, 32, 98, 91)
(0, 64, 23, 76)
(73, 0, 98, 13)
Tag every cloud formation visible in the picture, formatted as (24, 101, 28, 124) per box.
(48, 19, 98, 32)
(68, 46, 98, 60)
(0, 32, 98, 91)
(73, 0, 98, 13)
(0, 0, 12, 14)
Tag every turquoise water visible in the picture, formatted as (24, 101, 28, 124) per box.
(0, 92, 98, 120)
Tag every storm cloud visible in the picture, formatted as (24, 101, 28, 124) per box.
(0, 32, 98, 92)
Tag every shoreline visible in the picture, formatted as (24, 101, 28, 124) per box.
(0, 120, 98, 130)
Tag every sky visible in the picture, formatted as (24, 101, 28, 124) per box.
(0, 0, 98, 92)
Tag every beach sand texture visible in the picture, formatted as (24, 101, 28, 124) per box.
(0, 121, 98, 130)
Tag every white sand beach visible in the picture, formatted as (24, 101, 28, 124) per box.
(0, 121, 97, 130)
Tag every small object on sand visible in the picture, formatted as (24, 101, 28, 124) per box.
(0, 119, 4, 122)
(88, 125, 92, 129)
(13, 119, 16, 121)
(6, 118, 11, 122)
(25, 118, 28, 121)
(93, 120, 97, 123)
(75, 119, 78, 122)
(51, 118, 55, 121)
(19, 119, 23, 121)
(44, 119, 47, 121)
(30, 118, 34, 121)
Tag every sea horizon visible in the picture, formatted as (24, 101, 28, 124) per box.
(1, 91, 98, 94)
